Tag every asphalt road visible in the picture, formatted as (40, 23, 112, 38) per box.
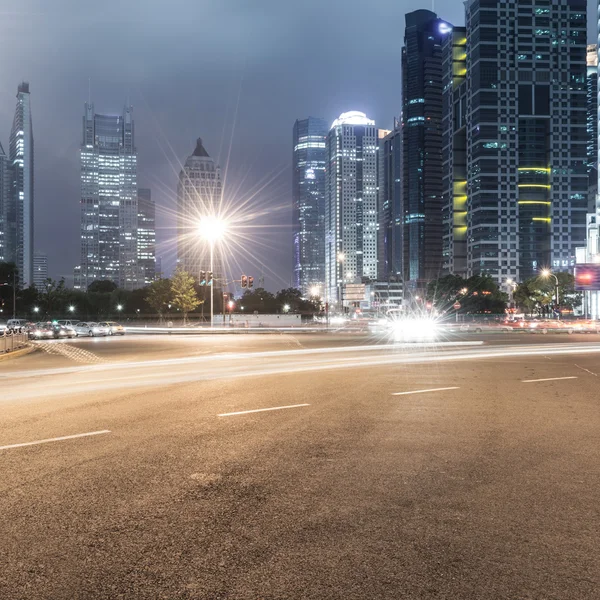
(1, 334, 600, 599)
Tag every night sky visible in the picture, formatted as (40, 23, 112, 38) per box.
(0, 1, 596, 290)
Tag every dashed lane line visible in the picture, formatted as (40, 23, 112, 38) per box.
(521, 376, 578, 383)
(391, 387, 460, 396)
(218, 404, 310, 417)
(0, 430, 111, 451)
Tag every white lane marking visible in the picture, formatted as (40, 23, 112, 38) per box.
(392, 387, 460, 396)
(521, 376, 578, 383)
(218, 404, 309, 417)
(575, 364, 598, 377)
(0, 430, 111, 451)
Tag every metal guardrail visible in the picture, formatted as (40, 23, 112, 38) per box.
(0, 333, 29, 354)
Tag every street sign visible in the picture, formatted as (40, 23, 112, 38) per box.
(453, 302, 461, 309)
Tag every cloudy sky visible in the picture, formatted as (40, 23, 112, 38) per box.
(0, 1, 596, 289)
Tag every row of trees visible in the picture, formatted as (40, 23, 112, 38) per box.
(0, 262, 321, 322)
(426, 272, 581, 316)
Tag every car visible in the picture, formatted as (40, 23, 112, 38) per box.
(73, 321, 109, 337)
(56, 319, 78, 328)
(26, 322, 54, 340)
(7, 318, 28, 332)
(49, 323, 77, 339)
(97, 321, 125, 336)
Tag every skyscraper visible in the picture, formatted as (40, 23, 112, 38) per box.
(401, 11, 450, 295)
(0, 142, 9, 263)
(444, 0, 588, 283)
(75, 102, 140, 290)
(442, 26, 468, 278)
(325, 111, 378, 306)
(33, 251, 47, 289)
(378, 123, 402, 281)
(9, 83, 34, 287)
(177, 138, 222, 279)
(588, 44, 598, 213)
(292, 117, 327, 294)
(137, 188, 156, 285)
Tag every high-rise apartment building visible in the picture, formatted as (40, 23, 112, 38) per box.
(292, 117, 327, 294)
(444, 1, 588, 283)
(588, 44, 598, 213)
(177, 138, 222, 280)
(75, 102, 140, 290)
(378, 124, 402, 281)
(33, 251, 47, 289)
(137, 188, 156, 285)
(401, 11, 449, 294)
(8, 83, 34, 287)
(325, 111, 379, 306)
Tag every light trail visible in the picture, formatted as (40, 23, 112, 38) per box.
(4, 342, 600, 403)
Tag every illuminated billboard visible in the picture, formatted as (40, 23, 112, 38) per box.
(574, 265, 600, 291)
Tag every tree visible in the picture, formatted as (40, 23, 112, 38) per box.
(427, 274, 508, 315)
(88, 280, 117, 294)
(39, 278, 68, 317)
(145, 278, 172, 322)
(515, 272, 581, 315)
(240, 288, 277, 313)
(170, 269, 201, 324)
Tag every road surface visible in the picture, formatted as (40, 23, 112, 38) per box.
(1, 333, 599, 599)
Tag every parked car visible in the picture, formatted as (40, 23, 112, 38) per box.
(97, 321, 125, 336)
(73, 322, 109, 337)
(7, 318, 28, 332)
(56, 320, 78, 328)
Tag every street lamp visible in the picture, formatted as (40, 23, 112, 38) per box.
(541, 269, 560, 319)
(283, 303, 290, 313)
(33, 306, 39, 314)
(116, 304, 123, 312)
(69, 305, 75, 313)
(198, 216, 228, 328)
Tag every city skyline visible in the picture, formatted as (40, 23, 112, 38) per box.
(0, 0, 597, 290)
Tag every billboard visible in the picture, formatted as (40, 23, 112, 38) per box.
(574, 265, 600, 291)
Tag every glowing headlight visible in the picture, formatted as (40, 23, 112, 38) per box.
(392, 318, 438, 342)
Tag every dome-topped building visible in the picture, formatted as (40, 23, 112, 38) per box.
(177, 138, 223, 280)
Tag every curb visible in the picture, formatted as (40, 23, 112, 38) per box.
(0, 344, 36, 362)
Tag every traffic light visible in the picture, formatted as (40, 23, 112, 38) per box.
(207, 272, 213, 285)
(199, 271, 206, 285)
(248, 276, 254, 289)
(241, 274, 248, 288)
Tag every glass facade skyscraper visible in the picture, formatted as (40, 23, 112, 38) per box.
(588, 44, 598, 213)
(137, 188, 156, 285)
(0, 142, 8, 263)
(292, 117, 327, 294)
(75, 102, 140, 290)
(378, 124, 402, 281)
(325, 111, 379, 305)
(401, 11, 449, 294)
(177, 138, 223, 280)
(8, 83, 34, 287)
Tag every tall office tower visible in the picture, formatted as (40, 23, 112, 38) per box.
(325, 111, 378, 305)
(378, 123, 402, 281)
(33, 251, 47, 289)
(401, 11, 450, 295)
(588, 45, 598, 213)
(453, 0, 587, 283)
(442, 26, 468, 278)
(292, 117, 327, 294)
(137, 188, 156, 285)
(9, 83, 34, 287)
(177, 138, 222, 279)
(75, 102, 139, 290)
(0, 142, 9, 262)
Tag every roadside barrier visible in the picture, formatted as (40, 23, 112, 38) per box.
(0, 332, 29, 354)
